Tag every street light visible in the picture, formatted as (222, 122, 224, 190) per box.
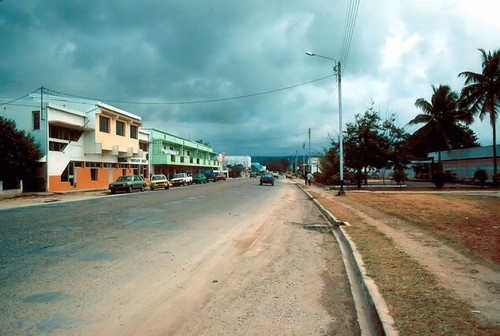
(305, 51, 345, 195)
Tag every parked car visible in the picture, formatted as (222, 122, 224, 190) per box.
(193, 173, 207, 184)
(272, 171, 279, 179)
(149, 174, 170, 190)
(109, 175, 147, 193)
(260, 173, 275, 186)
(250, 172, 257, 178)
(202, 170, 217, 182)
(215, 173, 226, 181)
(170, 173, 193, 186)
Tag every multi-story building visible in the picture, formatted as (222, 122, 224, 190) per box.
(1, 93, 148, 192)
(1, 93, 222, 192)
(145, 128, 219, 179)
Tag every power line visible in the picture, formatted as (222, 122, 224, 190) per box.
(310, 0, 360, 138)
(41, 75, 335, 106)
(0, 88, 40, 107)
(340, 0, 361, 71)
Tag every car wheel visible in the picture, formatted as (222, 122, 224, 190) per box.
(165, 185, 169, 190)
(140, 186, 145, 192)
(126, 186, 132, 193)
(260, 182, 263, 185)
(111, 189, 116, 194)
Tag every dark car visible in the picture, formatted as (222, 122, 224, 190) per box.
(202, 170, 217, 182)
(260, 173, 274, 186)
(193, 173, 207, 184)
(109, 175, 147, 193)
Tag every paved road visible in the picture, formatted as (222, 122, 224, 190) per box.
(0, 178, 359, 335)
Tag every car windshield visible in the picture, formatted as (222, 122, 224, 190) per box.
(152, 175, 163, 180)
(117, 176, 132, 182)
(174, 174, 183, 178)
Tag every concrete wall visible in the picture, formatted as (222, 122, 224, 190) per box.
(0, 181, 23, 199)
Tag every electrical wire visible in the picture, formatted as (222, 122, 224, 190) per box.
(0, 88, 40, 107)
(42, 75, 335, 106)
(340, 0, 361, 71)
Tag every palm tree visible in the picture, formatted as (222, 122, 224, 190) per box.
(409, 85, 474, 188)
(459, 48, 500, 175)
(409, 85, 473, 165)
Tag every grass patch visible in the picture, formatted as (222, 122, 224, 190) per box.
(310, 190, 500, 335)
(346, 224, 491, 335)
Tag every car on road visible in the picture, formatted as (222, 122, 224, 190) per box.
(215, 173, 226, 181)
(272, 171, 279, 179)
(109, 175, 147, 193)
(149, 174, 170, 190)
(202, 170, 217, 182)
(260, 173, 275, 186)
(170, 173, 193, 186)
(250, 172, 257, 178)
(193, 173, 207, 184)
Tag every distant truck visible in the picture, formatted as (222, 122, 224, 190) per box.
(170, 173, 193, 186)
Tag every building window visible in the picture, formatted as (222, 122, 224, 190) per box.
(86, 162, 102, 168)
(99, 116, 110, 133)
(116, 121, 125, 136)
(90, 169, 98, 181)
(49, 141, 67, 152)
(49, 125, 82, 141)
(33, 111, 40, 130)
(130, 125, 138, 139)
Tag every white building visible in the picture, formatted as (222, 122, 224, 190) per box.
(225, 155, 251, 169)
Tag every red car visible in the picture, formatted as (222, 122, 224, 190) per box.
(215, 173, 226, 181)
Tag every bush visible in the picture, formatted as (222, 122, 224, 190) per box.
(473, 169, 488, 186)
(432, 171, 446, 189)
(493, 173, 500, 186)
(392, 169, 407, 185)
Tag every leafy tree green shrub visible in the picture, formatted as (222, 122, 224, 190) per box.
(392, 169, 407, 185)
(473, 169, 488, 186)
(432, 171, 446, 189)
(0, 117, 43, 189)
(492, 173, 500, 186)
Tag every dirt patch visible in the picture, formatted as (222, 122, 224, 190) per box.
(308, 186, 500, 336)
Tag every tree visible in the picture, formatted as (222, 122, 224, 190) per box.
(0, 117, 43, 188)
(227, 164, 244, 178)
(459, 48, 500, 175)
(262, 157, 289, 173)
(408, 85, 475, 188)
(316, 146, 340, 185)
(342, 103, 409, 187)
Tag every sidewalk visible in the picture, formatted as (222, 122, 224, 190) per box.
(0, 189, 109, 210)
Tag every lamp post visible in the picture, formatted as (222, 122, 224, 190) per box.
(305, 52, 345, 195)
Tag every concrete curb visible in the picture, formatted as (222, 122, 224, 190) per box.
(296, 182, 398, 336)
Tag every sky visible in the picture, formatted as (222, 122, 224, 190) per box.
(1, 0, 499, 157)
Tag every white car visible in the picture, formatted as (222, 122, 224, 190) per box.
(272, 171, 279, 179)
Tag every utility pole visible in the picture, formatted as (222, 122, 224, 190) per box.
(308, 128, 311, 173)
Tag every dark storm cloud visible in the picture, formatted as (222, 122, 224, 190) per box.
(1, 0, 498, 156)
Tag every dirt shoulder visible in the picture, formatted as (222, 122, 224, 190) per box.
(307, 183, 499, 335)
